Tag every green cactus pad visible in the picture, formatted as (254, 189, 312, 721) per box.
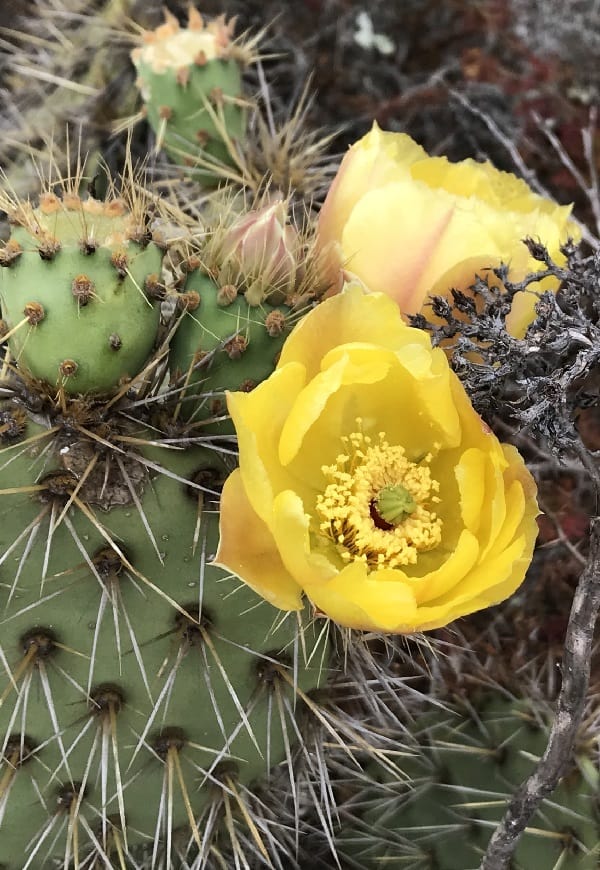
(0, 408, 328, 866)
(0, 195, 163, 395)
(132, 12, 245, 182)
(169, 270, 293, 430)
(344, 695, 600, 869)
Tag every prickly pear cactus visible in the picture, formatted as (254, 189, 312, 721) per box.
(0, 181, 328, 868)
(338, 694, 600, 869)
(131, 9, 248, 183)
(0, 0, 159, 199)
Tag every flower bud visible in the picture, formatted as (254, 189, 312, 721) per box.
(220, 197, 299, 306)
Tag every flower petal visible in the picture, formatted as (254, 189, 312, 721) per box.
(304, 561, 418, 632)
(408, 529, 480, 604)
(279, 344, 393, 467)
(340, 181, 503, 313)
(214, 470, 303, 610)
(454, 448, 485, 534)
(278, 285, 430, 378)
(226, 361, 309, 523)
(317, 123, 427, 250)
(271, 489, 339, 587)
(412, 533, 536, 632)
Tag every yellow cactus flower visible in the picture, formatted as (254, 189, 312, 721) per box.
(317, 123, 579, 338)
(215, 287, 539, 633)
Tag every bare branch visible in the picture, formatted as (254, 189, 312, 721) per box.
(480, 514, 600, 869)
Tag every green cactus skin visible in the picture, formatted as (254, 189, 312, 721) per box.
(0, 406, 327, 867)
(132, 13, 246, 183)
(340, 695, 600, 870)
(168, 270, 294, 431)
(0, 195, 163, 395)
(137, 58, 244, 172)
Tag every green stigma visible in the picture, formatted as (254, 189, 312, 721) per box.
(376, 484, 417, 525)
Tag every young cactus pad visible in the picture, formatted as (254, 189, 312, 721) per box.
(0, 407, 327, 867)
(0, 192, 163, 395)
(169, 268, 296, 430)
(132, 10, 246, 181)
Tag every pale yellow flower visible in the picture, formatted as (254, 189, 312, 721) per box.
(317, 123, 579, 337)
(215, 287, 539, 633)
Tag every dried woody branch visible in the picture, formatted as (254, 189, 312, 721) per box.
(480, 507, 600, 869)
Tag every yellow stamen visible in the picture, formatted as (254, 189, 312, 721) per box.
(315, 427, 442, 570)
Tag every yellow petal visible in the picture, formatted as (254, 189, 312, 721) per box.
(270, 489, 339, 588)
(318, 123, 427, 249)
(486, 446, 539, 559)
(410, 155, 544, 211)
(303, 561, 418, 632)
(454, 448, 485, 534)
(214, 470, 303, 610)
(340, 181, 503, 314)
(413, 534, 534, 632)
(278, 344, 393, 467)
(226, 362, 309, 523)
(277, 284, 430, 378)
(408, 529, 480, 604)
(280, 346, 462, 498)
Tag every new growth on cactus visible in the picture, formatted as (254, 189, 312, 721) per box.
(167, 189, 331, 430)
(131, 9, 336, 198)
(0, 178, 163, 395)
(132, 9, 256, 185)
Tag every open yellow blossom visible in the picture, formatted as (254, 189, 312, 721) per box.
(215, 287, 539, 633)
(317, 123, 579, 338)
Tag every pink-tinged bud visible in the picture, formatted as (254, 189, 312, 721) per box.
(220, 197, 299, 306)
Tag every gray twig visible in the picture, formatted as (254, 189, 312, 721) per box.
(479, 512, 600, 869)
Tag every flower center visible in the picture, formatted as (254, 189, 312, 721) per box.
(315, 424, 442, 570)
